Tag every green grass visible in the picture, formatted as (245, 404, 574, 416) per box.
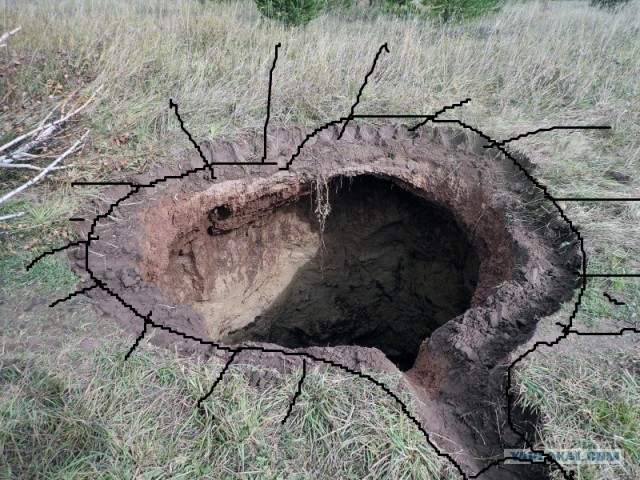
(0, 249, 76, 297)
(516, 344, 640, 480)
(1, 342, 456, 479)
(3, 1, 639, 171)
(0, 192, 78, 302)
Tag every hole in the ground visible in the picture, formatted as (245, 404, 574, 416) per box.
(211, 204, 232, 221)
(86, 127, 582, 477)
(167, 175, 480, 371)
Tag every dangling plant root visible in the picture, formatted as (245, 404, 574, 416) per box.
(313, 172, 331, 249)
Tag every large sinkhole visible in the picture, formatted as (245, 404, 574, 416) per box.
(87, 128, 583, 478)
(164, 175, 481, 371)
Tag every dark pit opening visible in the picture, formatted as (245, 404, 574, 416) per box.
(212, 204, 232, 220)
(223, 175, 480, 370)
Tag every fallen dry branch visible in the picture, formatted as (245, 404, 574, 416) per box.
(0, 26, 21, 47)
(0, 162, 76, 172)
(0, 85, 103, 158)
(0, 211, 26, 222)
(2, 125, 58, 163)
(0, 130, 89, 205)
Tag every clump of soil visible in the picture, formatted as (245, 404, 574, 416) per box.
(73, 123, 581, 479)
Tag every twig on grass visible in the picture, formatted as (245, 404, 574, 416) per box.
(1, 125, 58, 163)
(0, 162, 76, 172)
(0, 130, 89, 205)
(0, 211, 26, 222)
(0, 85, 103, 158)
(0, 27, 21, 47)
(2, 89, 85, 164)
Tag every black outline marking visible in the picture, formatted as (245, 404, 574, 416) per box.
(566, 328, 639, 335)
(49, 283, 97, 307)
(337, 43, 389, 140)
(69, 217, 85, 222)
(583, 273, 640, 278)
(169, 98, 215, 179)
(484, 126, 611, 148)
(197, 350, 238, 408)
(71, 181, 135, 187)
(26, 239, 93, 271)
(282, 359, 306, 425)
(408, 98, 471, 132)
(263, 43, 281, 163)
(124, 312, 152, 360)
(27, 42, 640, 480)
(603, 292, 626, 306)
(280, 117, 349, 170)
(556, 197, 640, 202)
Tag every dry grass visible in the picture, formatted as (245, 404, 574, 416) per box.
(3, 0, 639, 162)
(1, 0, 639, 478)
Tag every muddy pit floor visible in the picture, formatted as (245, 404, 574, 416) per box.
(72, 123, 582, 479)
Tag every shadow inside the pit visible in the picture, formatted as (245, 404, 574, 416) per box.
(224, 175, 480, 371)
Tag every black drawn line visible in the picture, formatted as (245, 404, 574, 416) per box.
(555, 197, 640, 202)
(71, 181, 136, 187)
(89, 277, 152, 320)
(69, 217, 85, 221)
(26, 239, 92, 271)
(49, 283, 98, 307)
(280, 117, 350, 170)
(124, 312, 152, 360)
(198, 350, 239, 408)
(87, 186, 141, 232)
(263, 43, 281, 163)
(337, 43, 389, 140)
(603, 292, 626, 306)
(434, 119, 553, 203)
(169, 98, 215, 179)
(583, 273, 640, 278)
(282, 359, 307, 425)
(354, 114, 452, 118)
(567, 327, 640, 335)
(484, 125, 612, 148)
(211, 161, 278, 165)
(408, 98, 472, 131)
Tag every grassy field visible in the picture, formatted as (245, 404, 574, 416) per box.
(1, 0, 639, 478)
(1, 337, 458, 479)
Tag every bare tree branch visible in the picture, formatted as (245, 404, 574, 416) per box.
(0, 211, 25, 222)
(0, 162, 75, 171)
(0, 26, 21, 47)
(1, 125, 58, 164)
(0, 130, 89, 205)
(0, 85, 102, 156)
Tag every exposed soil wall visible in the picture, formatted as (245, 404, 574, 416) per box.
(72, 123, 582, 479)
(215, 175, 481, 371)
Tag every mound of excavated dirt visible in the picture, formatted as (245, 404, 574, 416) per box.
(72, 123, 581, 479)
